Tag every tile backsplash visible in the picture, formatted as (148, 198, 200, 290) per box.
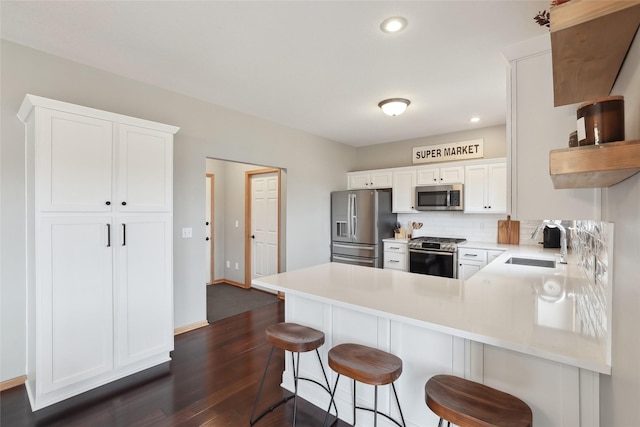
(397, 212, 504, 242)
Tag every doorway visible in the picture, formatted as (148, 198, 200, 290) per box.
(205, 159, 283, 291)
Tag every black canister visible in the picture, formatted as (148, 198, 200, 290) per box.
(543, 226, 561, 249)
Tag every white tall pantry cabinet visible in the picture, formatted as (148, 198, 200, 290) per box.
(18, 95, 179, 411)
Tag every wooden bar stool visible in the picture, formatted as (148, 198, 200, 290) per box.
(323, 343, 406, 427)
(250, 322, 337, 426)
(424, 374, 533, 427)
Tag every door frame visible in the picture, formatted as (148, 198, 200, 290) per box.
(244, 168, 281, 288)
(206, 173, 215, 285)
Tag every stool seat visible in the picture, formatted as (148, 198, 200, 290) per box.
(266, 322, 325, 353)
(251, 322, 335, 426)
(328, 343, 403, 386)
(425, 375, 532, 427)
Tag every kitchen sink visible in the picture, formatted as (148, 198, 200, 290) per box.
(505, 257, 556, 268)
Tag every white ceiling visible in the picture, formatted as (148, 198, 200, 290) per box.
(1, 1, 548, 147)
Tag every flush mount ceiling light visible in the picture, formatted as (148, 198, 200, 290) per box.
(470, 117, 481, 123)
(380, 16, 408, 34)
(378, 98, 410, 116)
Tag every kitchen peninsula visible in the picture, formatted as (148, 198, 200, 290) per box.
(253, 247, 610, 427)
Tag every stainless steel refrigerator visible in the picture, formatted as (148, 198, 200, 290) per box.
(331, 188, 396, 268)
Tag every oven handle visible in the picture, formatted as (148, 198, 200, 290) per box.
(409, 249, 454, 257)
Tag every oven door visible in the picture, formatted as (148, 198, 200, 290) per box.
(409, 249, 457, 278)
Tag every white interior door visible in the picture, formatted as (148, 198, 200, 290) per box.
(251, 172, 279, 280)
(205, 174, 214, 284)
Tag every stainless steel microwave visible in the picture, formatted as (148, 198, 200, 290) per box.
(415, 183, 464, 211)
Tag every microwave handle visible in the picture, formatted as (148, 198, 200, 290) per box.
(447, 190, 451, 207)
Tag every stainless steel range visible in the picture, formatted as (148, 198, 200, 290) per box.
(408, 236, 467, 278)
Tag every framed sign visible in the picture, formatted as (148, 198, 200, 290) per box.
(413, 139, 483, 164)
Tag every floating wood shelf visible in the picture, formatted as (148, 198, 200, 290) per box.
(550, 0, 640, 106)
(549, 140, 640, 188)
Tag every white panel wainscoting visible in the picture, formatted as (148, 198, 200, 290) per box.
(281, 294, 599, 427)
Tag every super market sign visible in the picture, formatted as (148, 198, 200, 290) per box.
(413, 139, 483, 164)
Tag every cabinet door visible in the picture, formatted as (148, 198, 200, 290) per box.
(487, 163, 507, 213)
(115, 216, 173, 366)
(117, 124, 173, 212)
(347, 172, 371, 189)
(370, 171, 393, 188)
(458, 261, 484, 280)
(464, 165, 488, 213)
(416, 167, 440, 185)
(464, 163, 507, 214)
(39, 217, 114, 393)
(392, 170, 417, 213)
(37, 109, 113, 212)
(440, 166, 465, 184)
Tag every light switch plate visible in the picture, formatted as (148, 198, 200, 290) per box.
(182, 227, 192, 238)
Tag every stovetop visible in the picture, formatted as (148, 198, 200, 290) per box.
(408, 236, 467, 252)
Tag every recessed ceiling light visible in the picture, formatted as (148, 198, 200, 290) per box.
(380, 17, 408, 34)
(378, 98, 410, 116)
(470, 117, 481, 123)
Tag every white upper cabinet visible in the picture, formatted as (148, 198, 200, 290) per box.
(36, 109, 113, 212)
(347, 170, 392, 189)
(117, 124, 173, 212)
(464, 161, 507, 214)
(416, 165, 465, 185)
(392, 169, 417, 213)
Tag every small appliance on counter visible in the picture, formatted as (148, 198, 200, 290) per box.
(543, 226, 561, 248)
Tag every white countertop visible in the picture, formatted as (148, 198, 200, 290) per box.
(253, 246, 611, 374)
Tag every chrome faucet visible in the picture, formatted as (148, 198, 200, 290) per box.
(531, 220, 568, 264)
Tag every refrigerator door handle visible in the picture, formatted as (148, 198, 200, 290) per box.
(351, 193, 357, 239)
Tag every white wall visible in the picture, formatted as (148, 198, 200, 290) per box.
(354, 124, 506, 170)
(0, 40, 356, 382)
(599, 32, 640, 427)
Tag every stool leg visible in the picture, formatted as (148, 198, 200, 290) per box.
(391, 382, 406, 427)
(323, 373, 341, 427)
(292, 351, 300, 427)
(374, 385, 378, 427)
(249, 345, 294, 425)
(353, 379, 357, 426)
(315, 349, 338, 417)
(250, 345, 275, 424)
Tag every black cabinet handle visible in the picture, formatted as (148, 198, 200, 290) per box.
(206, 221, 209, 226)
(121, 201, 127, 206)
(206, 237, 210, 241)
(106, 224, 111, 247)
(105, 201, 111, 206)
(251, 235, 255, 239)
(122, 224, 126, 246)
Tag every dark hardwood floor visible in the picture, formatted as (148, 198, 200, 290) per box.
(0, 301, 348, 426)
